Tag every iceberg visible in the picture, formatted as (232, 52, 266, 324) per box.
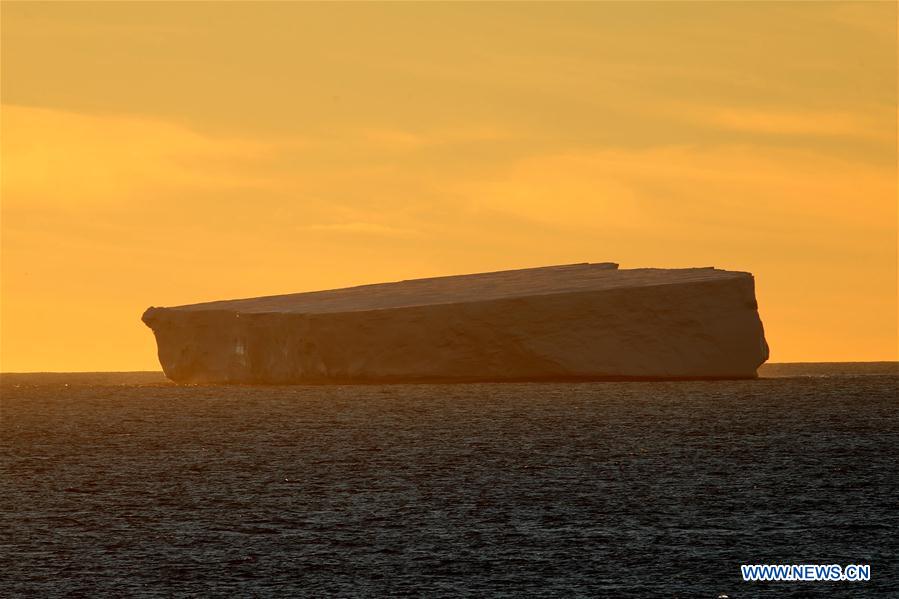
(142, 263, 769, 383)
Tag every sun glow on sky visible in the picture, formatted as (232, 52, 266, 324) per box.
(1, 2, 896, 371)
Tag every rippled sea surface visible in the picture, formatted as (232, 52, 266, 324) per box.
(2, 364, 897, 597)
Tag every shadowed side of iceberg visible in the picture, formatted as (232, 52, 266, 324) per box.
(141, 264, 768, 384)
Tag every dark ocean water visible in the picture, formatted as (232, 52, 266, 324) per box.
(1, 364, 897, 597)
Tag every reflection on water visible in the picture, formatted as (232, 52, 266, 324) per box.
(1, 366, 897, 596)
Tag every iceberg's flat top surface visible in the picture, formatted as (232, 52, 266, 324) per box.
(167, 263, 751, 316)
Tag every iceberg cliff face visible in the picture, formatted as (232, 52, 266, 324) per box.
(142, 263, 769, 383)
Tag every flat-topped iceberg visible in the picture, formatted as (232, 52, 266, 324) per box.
(142, 263, 769, 383)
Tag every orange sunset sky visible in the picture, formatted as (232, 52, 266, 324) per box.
(1, 2, 896, 372)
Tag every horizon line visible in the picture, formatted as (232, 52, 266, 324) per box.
(2, 361, 898, 376)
